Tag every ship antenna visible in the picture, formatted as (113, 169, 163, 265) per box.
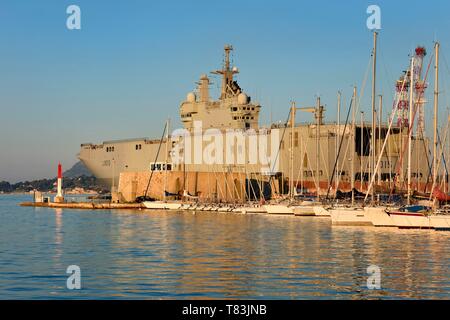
(211, 44, 239, 100)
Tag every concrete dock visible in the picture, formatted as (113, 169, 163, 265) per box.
(20, 202, 145, 210)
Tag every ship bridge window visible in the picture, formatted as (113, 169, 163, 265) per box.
(231, 107, 238, 112)
(106, 146, 115, 152)
(135, 144, 142, 150)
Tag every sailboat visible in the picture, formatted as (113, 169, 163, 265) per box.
(366, 42, 450, 230)
(387, 205, 433, 229)
(365, 47, 418, 227)
(329, 84, 372, 225)
(364, 206, 395, 227)
(313, 205, 331, 217)
(264, 102, 298, 215)
(429, 212, 450, 230)
(143, 119, 182, 211)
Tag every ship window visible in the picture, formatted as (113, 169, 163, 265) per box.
(252, 107, 255, 111)
(232, 107, 238, 112)
(294, 132, 299, 147)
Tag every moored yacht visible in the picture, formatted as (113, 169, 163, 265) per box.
(364, 206, 396, 227)
(387, 205, 433, 229)
(329, 206, 373, 226)
(429, 214, 450, 231)
(313, 206, 331, 217)
(143, 201, 183, 210)
(263, 204, 294, 215)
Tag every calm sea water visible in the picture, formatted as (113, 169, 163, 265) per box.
(0, 194, 449, 300)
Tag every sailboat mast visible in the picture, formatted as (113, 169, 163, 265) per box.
(336, 92, 341, 194)
(316, 97, 321, 202)
(361, 111, 364, 191)
(408, 57, 415, 205)
(290, 102, 296, 201)
(378, 95, 383, 184)
(163, 118, 170, 201)
(352, 87, 356, 205)
(433, 42, 440, 191)
(371, 31, 378, 204)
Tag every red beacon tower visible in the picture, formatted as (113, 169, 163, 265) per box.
(55, 163, 64, 203)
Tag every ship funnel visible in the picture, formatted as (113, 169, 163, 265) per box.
(199, 74, 209, 102)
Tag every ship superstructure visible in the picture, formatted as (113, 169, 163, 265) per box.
(180, 45, 261, 131)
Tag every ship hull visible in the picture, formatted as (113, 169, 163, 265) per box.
(364, 207, 396, 227)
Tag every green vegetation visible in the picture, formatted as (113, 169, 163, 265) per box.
(0, 176, 108, 193)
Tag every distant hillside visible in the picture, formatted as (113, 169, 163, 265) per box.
(64, 161, 92, 178)
(0, 162, 106, 194)
(0, 176, 107, 193)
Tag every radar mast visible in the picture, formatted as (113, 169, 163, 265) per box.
(212, 45, 241, 100)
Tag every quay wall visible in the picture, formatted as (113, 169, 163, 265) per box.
(116, 171, 278, 203)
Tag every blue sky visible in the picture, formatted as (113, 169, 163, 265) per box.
(1, 0, 450, 182)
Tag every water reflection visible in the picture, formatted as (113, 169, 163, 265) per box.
(0, 195, 449, 299)
(53, 208, 63, 262)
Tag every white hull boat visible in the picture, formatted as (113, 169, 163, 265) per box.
(263, 204, 294, 215)
(388, 206, 433, 229)
(218, 206, 233, 212)
(364, 207, 396, 227)
(389, 212, 432, 229)
(293, 205, 316, 216)
(313, 206, 331, 217)
(329, 207, 373, 226)
(143, 201, 182, 210)
(237, 206, 267, 214)
(429, 215, 450, 230)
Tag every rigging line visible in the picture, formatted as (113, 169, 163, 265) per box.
(423, 139, 434, 193)
(326, 96, 354, 199)
(250, 163, 265, 202)
(143, 121, 168, 199)
(365, 63, 413, 202)
(429, 124, 450, 198)
(331, 56, 371, 196)
(356, 55, 373, 116)
(380, 49, 396, 103)
(389, 53, 434, 198)
(268, 109, 292, 197)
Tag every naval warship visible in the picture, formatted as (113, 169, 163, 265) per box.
(79, 45, 433, 195)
